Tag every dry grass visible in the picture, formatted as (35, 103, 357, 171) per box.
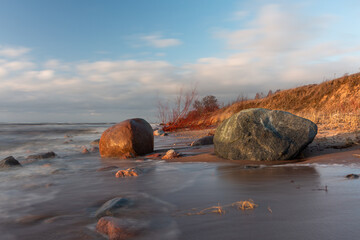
(299, 111, 360, 132)
(165, 72, 360, 133)
(231, 199, 258, 210)
(185, 199, 258, 216)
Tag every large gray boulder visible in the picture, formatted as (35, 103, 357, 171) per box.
(99, 118, 154, 158)
(214, 108, 317, 161)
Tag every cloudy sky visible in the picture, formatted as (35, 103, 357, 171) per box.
(1, 0, 360, 123)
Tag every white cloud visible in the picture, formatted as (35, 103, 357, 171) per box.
(0, 46, 31, 58)
(2, 61, 35, 71)
(141, 34, 182, 48)
(188, 3, 360, 98)
(1, 4, 360, 122)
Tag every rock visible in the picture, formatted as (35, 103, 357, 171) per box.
(81, 147, 89, 154)
(0, 156, 22, 168)
(95, 197, 134, 219)
(99, 118, 154, 158)
(153, 129, 165, 136)
(91, 139, 100, 146)
(346, 174, 359, 179)
(161, 149, 180, 160)
(214, 108, 317, 161)
(115, 168, 142, 178)
(26, 151, 56, 160)
(191, 136, 214, 146)
(96, 217, 146, 240)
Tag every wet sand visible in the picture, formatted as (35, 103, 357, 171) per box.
(1, 128, 360, 240)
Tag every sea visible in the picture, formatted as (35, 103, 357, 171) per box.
(1, 123, 360, 240)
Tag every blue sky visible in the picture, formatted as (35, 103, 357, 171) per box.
(1, 0, 360, 122)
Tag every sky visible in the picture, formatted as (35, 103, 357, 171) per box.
(1, 0, 360, 123)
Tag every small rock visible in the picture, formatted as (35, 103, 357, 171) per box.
(81, 147, 89, 154)
(95, 197, 134, 219)
(96, 217, 146, 240)
(191, 136, 214, 146)
(26, 151, 56, 160)
(244, 165, 260, 169)
(346, 174, 359, 179)
(91, 139, 100, 146)
(153, 129, 165, 136)
(161, 149, 180, 160)
(115, 168, 142, 178)
(0, 156, 22, 168)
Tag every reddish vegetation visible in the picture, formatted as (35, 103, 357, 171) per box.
(163, 73, 360, 132)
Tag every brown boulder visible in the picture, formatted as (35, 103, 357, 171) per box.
(99, 119, 154, 158)
(96, 217, 146, 240)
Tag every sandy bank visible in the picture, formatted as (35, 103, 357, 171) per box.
(158, 128, 360, 165)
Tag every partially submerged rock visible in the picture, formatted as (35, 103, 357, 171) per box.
(153, 129, 165, 136)
(91, 139, 100, 146)
(346, 174, 359, 179)
(115, 168, 142, 178)
(26, 151, 56, 160)
(161, 149, 180, 160)
(214, 108, 317, 161)
(0, 156, 22, 168)
(81, 147, 89, 154)
(95, 197, 134, 219)
(99, 118, 154, 158)
(96, 217, 146, 240)
(191, 136, 214, 146)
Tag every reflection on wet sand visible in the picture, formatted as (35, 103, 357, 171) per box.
(217, 165, 320, 183)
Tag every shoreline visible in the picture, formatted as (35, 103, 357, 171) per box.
(157, 128, 360, 166)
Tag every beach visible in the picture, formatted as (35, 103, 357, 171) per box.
(1, 124, 360, 240)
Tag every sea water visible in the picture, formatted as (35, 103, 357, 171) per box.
(1, 123, 360, 240)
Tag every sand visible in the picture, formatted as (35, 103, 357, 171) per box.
(158, 128, 360, 165)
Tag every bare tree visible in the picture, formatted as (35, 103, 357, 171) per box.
(157, 85, 198, 125)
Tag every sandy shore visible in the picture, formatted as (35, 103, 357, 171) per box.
(157, 128, 360, 166)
